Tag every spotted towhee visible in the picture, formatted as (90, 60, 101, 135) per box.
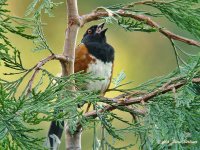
(48, 23, 115, 147)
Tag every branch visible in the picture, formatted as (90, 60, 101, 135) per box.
(62, 0, 80, 77)
(26, 54, 69, 95)
(63, 0, 82, 150)
(80, 10, 200, 47)
(84, 77, 200, 118)
(120, 106, 147, 116)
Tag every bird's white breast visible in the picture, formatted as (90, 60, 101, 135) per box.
(86, 57, 113, 94)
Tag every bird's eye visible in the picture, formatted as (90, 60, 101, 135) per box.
(87, 29, 92, 34)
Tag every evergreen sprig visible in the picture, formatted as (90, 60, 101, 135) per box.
(0, 71, 102, 149)
(144, 0, 200, 39)
(0, 86, 43, 150)
(0, 0, 36, 74)
(118, 17, 157, 32)
(25, 0, 63, 17)
(141, 92, 200, 149)
(25, 0, 63, 54)
(32, 17, 53, 53)
(1, 0, 200, 149)
(110, 56, 200, 150)
(97, 111, 123, 140)
(105, 0, 200, 69)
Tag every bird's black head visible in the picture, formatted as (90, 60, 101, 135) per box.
(81, 23, 108, 44)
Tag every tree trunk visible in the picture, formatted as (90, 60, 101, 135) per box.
(62, 0, 81, 149)
(66, 127, 82, 150)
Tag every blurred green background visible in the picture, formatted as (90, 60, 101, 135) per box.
(2, 0, 198, 149)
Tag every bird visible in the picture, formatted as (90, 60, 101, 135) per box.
(48, 22, 115, 148)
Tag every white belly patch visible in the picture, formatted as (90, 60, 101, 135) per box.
(86, 58, 112, 94)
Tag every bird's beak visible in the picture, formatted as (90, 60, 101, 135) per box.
(96, 22, 108, 34)
(97, 22, 105, 30)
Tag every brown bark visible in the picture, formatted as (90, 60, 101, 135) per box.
(26, 54, 68, 95)
(63, 0, 81, 150)
(84, 77, 200, 119)
(80, 10, 200, 47)
(66, 127, 82, 150)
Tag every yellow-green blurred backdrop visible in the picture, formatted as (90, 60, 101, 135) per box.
(2, 0, 197, 149)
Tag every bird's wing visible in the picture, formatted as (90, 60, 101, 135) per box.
(75, 43, 114, 95)
(74, 43, 96, 73)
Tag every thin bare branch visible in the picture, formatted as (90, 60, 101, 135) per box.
(80, 10, 200, 47)
(124, 106, 147, 116)
(26, 54, 69, 95)
(26, 55, 55, 95)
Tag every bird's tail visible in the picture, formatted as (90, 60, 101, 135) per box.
(48, 121, 64, 149)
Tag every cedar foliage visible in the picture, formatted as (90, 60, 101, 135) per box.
(0, 0, 200, 150)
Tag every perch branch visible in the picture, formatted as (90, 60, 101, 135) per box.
(84, 77, 200, 118)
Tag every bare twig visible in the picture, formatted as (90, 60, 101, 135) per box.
(26, 55, 55, 95)
(124, 106, 147, 116)
(26, 54, 69, 95)
(80, 9, 200, 47)
(120, 13, 200, 47)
